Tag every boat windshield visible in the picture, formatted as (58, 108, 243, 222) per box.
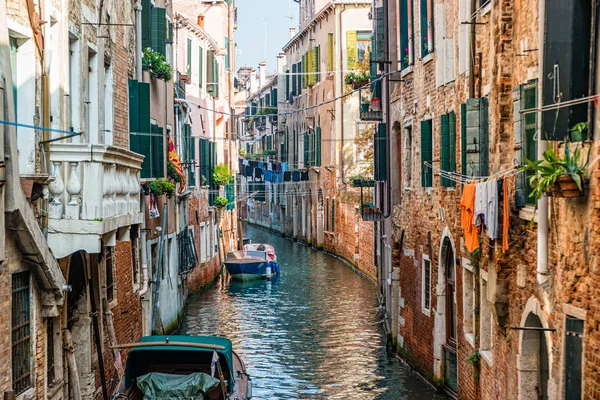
(226, 251, 268, 261)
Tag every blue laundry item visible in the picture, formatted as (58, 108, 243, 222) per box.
(264, 170, 273, 182)
(258, 162, 265, 169)
(275, 172, 282, 183)
(281, 162, 289, 172)
(245, 165, 253, 177)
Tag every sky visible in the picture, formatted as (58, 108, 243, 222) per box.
(235, 0, 298, 72)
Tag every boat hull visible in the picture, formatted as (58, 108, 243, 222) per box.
(224, 260, 280, 281)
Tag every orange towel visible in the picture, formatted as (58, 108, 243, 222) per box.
(503, 176, 509, 252)
(461, 183, 480, 252)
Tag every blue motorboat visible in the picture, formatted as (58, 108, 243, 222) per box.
(224, 249, 280, 282)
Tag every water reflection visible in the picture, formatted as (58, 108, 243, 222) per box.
(180, 224, 445, 399)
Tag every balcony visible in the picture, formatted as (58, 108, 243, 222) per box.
(47, 143, 144, 258)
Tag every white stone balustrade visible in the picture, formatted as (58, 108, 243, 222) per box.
(47, 143, 145, 258)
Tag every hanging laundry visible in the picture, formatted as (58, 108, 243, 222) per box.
(275, 163, 282, 172)
(254, 168, 263, 180)
(281, 162, 289, 172)
(474, 182, 488, 227)
(242, 159, 250, 166)
(264, 170, 273, 182)
(267, 163, 273, 171)
(486, 179, 498, 240)
(250, 161, 258, 168)
(275, 172, 282, 183)
(503, 176, 509, 253)
(257, 162, 265, 169)
(461, 183, 480, 252)
(245, 165, 253, 177)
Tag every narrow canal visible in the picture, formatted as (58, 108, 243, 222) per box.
(180, 224, 445, 399)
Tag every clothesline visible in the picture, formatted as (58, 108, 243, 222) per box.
(424, 162, 523, 184)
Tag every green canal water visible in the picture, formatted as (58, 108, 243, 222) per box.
(180, 224, 445, 399)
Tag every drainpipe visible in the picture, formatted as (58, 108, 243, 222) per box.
(41, 19, 50, 238)
(469, 0, 476, 99)
(135, 2, 143, 81)
(537, 0, 549, 286)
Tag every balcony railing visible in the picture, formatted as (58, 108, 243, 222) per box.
(47, 143, 144, 257)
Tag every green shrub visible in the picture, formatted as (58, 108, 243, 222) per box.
(215, 196, 228, 207)
(148, 178, 176, 198)
(142, 48, 172, 81)
(213, 164, 233, 186)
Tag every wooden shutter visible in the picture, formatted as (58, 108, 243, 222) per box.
(565, 316, 584, 399)
(304, 133, 309, 167)
(513, 85, 526, 207)
(376, 7, 386, 61)
(523, 81, 538, 203)
(128, 80, 140, 139)
(315, 46, 320, 82)
(328, 33, 334, 71)
(542, 0, 592, 141)
(152, 125, 165, 178)
(347, 30, 358, 68)
(272, 88, 278, 107)
(449, 111, 456, 186)
(465, 98, 483, 177)
(212, 55, 219, 98)
(478, 98, 489, 176)
(187, 39, 192, 75)
(285, 69, 290, 99)
(198, 47, 203, 87)
(224, 36, 229, 69)
(316, 127, 322, 166)
(375, 123, 387, 181)
(151, 7, 166, 56)
(291, 64, 297, 95)
(440, 114, 451, 186)
(166, 21, 173, 44)
(421, 120, 433, 187)
(141, 0, 151, 49)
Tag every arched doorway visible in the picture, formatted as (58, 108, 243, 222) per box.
(519, 313, 549, 400)
(441, 237, 458, 393)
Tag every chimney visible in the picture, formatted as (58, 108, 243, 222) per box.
(197, 14, 205, 28)
(277, 53, 286, 74)
(258, 61, 267, 88)
(289, 27, 296, 40)
(249, 69, 257, 93)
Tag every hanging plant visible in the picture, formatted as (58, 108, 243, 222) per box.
(214, 196, 228, 207)
(213, 164, 233, 186)
(239, 148, 247, 157)
(142, 48, 173, 81)
(148, 178, 175, 198)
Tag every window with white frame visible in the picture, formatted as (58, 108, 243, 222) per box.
(422, 254, 431, 314)
(463, 263, 475, 344)
(480, 274, 493, 363)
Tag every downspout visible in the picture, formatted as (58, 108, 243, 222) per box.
(135, 2, 143, 81)
(468, 0, 476, 98)
(536, 0, 549, 286)
(41, 1, 50, 238)
(383, 0, 391, 219)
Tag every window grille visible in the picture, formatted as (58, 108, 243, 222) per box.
(12, 272, 31, 395)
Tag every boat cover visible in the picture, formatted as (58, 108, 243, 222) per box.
(136, 372, 221, 399)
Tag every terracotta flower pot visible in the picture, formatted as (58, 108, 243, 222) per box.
(549, 175, 585, 198)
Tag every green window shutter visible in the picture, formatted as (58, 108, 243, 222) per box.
(440, 114, 451, 186)
(513, 86, 526, 206)
(139, 128, 152, 178)
(461, 103, 467, 177)
(374, 123, 387, 181)
(347, 30, 357, 69)
(272, 88, 278, 107)
(206, 51, 213, 95)
(523, 81, 538, 204)
(128, 80, 140, 136)
(449, 111, 456, 186)
(200, 138, 207, 186)
(151, 7, 166, 56)
(265, 93, 270, 107)
(316, 127, 321, 166)
(302, 55, 307, 89)
(225, 37, 229, 69)
(400, 0, 409, 69)
(141, 0, 151, 49)
(198, 47, 203, 87)
(297, 62, 301, 93)
(151, 126, 165, 178)
(187, 39, 192, 76)
(186, 124, 196, 186)
(304, 133, 309, 167)
(421, 120, 433, 187)
(138, 82, 151, 133)
(376, 7, 386, 61)
(420, 0, 428, 57)
(465, 98, 489, 177)
(213, 55, 219, 98)
(286, 69, 290, 99)
(315, 45, 321, 82)
(328, 33, 334, 71)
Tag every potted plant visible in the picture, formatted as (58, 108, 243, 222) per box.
(239, 148, 247, 157)
(142, 48, 173, 81)
(344, 71, 370, 89)
(215, 196, 229, 208)
(148, 178, 175, 198)
(520, 138, 590, 200)
(569, 122, 588, 142)
(292, 170, 300, 182)
(213, 164, 233, 186)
